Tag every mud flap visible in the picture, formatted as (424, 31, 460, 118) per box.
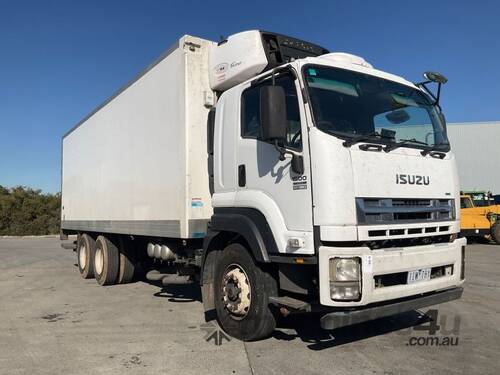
(201, 249, 219, 322)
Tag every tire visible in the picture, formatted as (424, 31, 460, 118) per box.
(214, 243, 278, 341)
(117, 236, 136, 284)
(491, 222, 500, 244)
(77, 234, 96, 279)
(94, 235, 120, 286)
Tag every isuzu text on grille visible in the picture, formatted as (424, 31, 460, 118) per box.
(396, 174, 430, 185)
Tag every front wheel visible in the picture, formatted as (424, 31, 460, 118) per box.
(214, 243, 278, 341)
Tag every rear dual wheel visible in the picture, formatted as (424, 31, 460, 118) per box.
(76, 233, 136, 284)
(77, 234, 96, 279)
(94, 236, 120, 285)
(94, 235, 136, 285)
(117, 236, 136, 284)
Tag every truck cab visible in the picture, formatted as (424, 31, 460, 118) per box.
(202, 30, 465, 339)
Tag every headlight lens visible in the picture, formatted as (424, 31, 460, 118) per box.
(329, 257, 361, 301)
(330, 281, 361, 300)
(330, 258, 360, 281)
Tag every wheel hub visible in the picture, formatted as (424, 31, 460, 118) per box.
(221, 264, 251, 319)
(226, 282, 241, 301)
(79, 244, 87, 269)
(95, 247, 104, 275)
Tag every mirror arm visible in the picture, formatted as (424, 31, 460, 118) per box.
(417, 82, 442, 110)
(273, 140, 304, 174)
(274, 140, 287, 161)
(415, 81, 442, 110)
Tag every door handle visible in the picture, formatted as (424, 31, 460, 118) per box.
(238, 164, 246, 187)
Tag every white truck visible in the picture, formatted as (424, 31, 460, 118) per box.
(61, 30, 465, 341)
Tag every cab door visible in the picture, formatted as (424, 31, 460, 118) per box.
(234, 72, 313, 235)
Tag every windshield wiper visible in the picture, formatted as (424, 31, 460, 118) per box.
(421, 142, 450, 156)
(343, 130, 395, 147)
(384, 138, 429, 152)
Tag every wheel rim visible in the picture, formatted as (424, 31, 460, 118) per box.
(221, 263, 251, 320)
(95, 247, 104, 275)
(79, 244, 87, 270)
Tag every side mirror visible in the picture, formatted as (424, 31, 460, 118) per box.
(260, 86, 287, 142)
(417, 71, 447, 107)
(423, 71, 448, 84)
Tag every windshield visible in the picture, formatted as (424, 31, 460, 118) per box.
(303, 65, 449, 149)
(466, 192, 490, 207)
(461, 197, 474, 209)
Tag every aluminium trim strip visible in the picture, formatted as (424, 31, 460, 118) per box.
(61, 220, 181, 238)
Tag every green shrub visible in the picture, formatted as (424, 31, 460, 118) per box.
(0, 185, 60, 236)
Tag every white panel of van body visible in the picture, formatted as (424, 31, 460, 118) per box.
(61, 35, 215, 238)
(209, 30, 268, 91)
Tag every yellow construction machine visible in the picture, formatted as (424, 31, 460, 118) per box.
(460, 194, 500, 243)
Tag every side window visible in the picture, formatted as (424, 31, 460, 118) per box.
(241, 74, 302, 149)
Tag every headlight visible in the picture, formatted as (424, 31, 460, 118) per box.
(329, 257, 361, 301)
(330, 258, 360, 281)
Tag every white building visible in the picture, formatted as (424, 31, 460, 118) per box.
(447, 121, 500, 193)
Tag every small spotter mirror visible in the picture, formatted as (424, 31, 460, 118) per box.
(423, 71, 448, 84)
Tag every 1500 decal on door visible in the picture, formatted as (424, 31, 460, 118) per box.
(292, 175, 308, 190)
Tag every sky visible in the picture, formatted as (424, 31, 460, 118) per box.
(0, 0, 499, 193)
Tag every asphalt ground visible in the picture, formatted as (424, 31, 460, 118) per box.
(0, 237, 499, 374)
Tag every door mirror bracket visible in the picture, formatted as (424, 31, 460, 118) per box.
(274, 140, 304, 175)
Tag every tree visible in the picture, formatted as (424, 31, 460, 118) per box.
(0, 185, 60, 236)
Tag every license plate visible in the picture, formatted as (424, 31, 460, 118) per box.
(407, 268, 431, 284)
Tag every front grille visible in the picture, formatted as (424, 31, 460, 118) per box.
(356, 198, 455, 224)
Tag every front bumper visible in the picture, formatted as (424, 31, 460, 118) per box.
(320, 286, 463, 330)
(318, 238, 466, 307)
(461, 228, 490, 237)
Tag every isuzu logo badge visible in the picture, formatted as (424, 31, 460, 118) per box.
(396, 174, 430, 185)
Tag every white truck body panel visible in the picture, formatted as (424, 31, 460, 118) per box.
(61, 35, 215, 238)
